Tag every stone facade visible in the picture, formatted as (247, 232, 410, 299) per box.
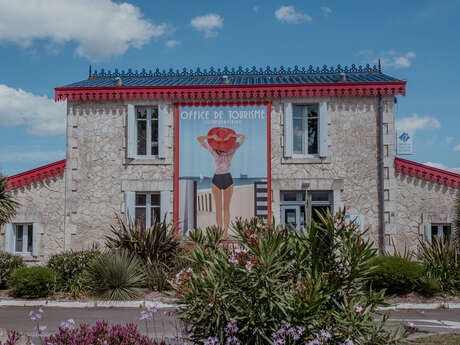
(1, 175, 65, 263)
(4, 93, 458, 260)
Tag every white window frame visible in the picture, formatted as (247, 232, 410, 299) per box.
(12, 223, 34, 255)
(135, 106, 159, 158)
(135, 192, 161, 228)
(127, 104, 168, 160)
(292, 104, 320, 157)
(125, 190, 170, 226)
(284, 101, 328, 158)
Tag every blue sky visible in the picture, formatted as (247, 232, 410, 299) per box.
(0, 0, 459, 176)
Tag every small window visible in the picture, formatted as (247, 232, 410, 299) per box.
(135, 192, 161, 227)
(136, 106, 159, 157)
(309, 191, 333, 223)
(292, 105, 319, 155)
(431, 224, 452, 243)
(13, 224, 33, 254)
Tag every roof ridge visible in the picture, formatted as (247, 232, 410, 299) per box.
(89, 63, 382, 80)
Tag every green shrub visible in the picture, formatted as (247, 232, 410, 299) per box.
(9, 266, 60, 298)
(418, 238, 459, 293)
(84, 249, 147, 300)
(47, 249, 101, 293)
(106, 215, 182, 291)
(0, 251, 24, 289)
(172, 211, 404, 345)
(368, 256, 424, 295)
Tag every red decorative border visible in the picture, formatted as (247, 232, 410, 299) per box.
(173, 101, 272, 234)
(7, 160, 66, 189)
(395, 157, 460, 188)
(55, 81, 406, 102)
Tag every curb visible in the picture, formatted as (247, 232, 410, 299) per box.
(379, 303, 460, 310)
(0, 300, 177, 309)
(0, 300, 459, 310)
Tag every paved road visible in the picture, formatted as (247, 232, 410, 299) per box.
(1, 307, 460, 341)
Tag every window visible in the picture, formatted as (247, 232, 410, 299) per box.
(293, 105, 319, 155)
(136, 107, 159, 156)
(280, 191, 306, 230)
(309, 191, 333, 223)
(431, 224, 452, 243)
(127, 104, 167, 159)
(284, 102, 328, 158)
(13, 224, 33, 254)
(135, 192, 161, 227)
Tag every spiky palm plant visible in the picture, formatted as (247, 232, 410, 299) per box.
(84, 249, 147, 300)
(0, 174, 19, 225)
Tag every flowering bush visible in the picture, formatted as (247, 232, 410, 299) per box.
(43, 321, 169, 345)
(172, 211, 406, 345)
(47, 249, 101, 295)
(0, 251, 24, 289)
(0, 330, 21, 345)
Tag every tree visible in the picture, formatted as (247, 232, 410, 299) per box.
(0, 174, 19, 225)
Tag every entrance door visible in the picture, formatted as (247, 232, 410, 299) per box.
(281, 205, 300, 230)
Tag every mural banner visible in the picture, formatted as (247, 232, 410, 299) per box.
(177, 104, 269, 237)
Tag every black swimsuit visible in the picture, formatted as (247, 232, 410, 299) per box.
(212, 173, 233, 190)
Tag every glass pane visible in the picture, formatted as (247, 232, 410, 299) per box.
(311, 191, 330, 202)
(137, 120, 147, 155)
(137, 108, 147, 119)
(209, 194, 212, 212)
(150, 193, 160, 206)
(151, 117, 158, 156)
(443, 225, 452, 242)
(293, 118, 304, 154)
(281, 191, 298, 202)
(136, 193, 146, 206)
(135, 208, 146, 226)
(27, 225, 33, 253)
(308, 118, 318, 154)
(151, 107, 158, 119)
(15, 225, 23, 252)
(151, 207, 161, 223)
(308, 105, 319, 118)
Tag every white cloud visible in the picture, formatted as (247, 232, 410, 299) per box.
(395, 114, 441, 134)
(359, 50, 416, 69)
(275, 6, 312, 24)
(165, 40, 180, 48)
(0, 151, 65, 163)
(0, 84, 66, 135)
(253, 6, 259, 12)
(190, 14, 223, 38)
(321, 6, 332, 17)
(0, 0, 167, 61)
(454, 144, 460, 152)
(424, 162, 460, 174)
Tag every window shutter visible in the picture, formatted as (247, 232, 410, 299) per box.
(160, 191, 170, 224)
(319, 102, 328, 157)
(127, 105, 136, 158)
(283, 102, 293, 157)
(125, 191, 135, 225)
(4, 224, 13, 253)
(32, 224, 39, 257)
(158, 104, 168, 158)
(424, 223, 432, 243)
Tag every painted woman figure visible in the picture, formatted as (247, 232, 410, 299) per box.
(197, 128, 246, 238)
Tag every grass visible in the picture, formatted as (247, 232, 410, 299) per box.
(407, 333, 460, 344)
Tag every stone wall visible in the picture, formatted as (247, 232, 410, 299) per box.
(393, 171, 457, 252)
(0, 175, 65, 263)
(65, 100, 174, 250)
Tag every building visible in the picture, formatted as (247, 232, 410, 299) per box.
(2, 64, 459, 263)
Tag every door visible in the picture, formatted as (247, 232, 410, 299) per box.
(281, 205, 300, 230)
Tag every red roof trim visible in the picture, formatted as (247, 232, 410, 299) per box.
(395, 157, 460, 189)
(7, 160, 66, 189)
(55, 81, 406, 101)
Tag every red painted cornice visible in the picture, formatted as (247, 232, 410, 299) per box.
(7, 160, 66, 189)
(395, 157, 460, 189)
(55, 81, 406, 102)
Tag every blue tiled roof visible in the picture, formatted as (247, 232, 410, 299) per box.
(60, 64, 402, 88)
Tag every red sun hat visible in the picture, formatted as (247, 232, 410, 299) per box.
(207, 127, 236, 151)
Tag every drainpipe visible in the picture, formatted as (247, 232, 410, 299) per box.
(377, 94, 385, 254)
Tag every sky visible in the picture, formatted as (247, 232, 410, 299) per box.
(0, 0, 459, 176)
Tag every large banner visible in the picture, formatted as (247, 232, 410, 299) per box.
(177, 104, 268, 237)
